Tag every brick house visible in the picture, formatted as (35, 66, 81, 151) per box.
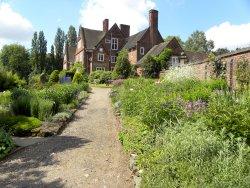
(63, 9, 164, 73)
(137, 37, 208, 67)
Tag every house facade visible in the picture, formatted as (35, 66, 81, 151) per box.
(63, 9, 164, 73)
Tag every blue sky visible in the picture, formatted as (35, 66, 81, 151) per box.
(0, 0, 250, 50)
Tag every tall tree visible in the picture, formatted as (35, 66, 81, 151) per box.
(0, 44, 30, 79)
(54, 28, 65, 70)
(46, 45, 56, 73)
(67, 25, 77, 47)
(165, 36, 185, 47)
(30, 32, 39, 72)
(38, 31, 47, 72)
(185, 30, 214, 53)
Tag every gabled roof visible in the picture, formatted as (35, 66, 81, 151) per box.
(137, 37, 183, 64)
(82, 28, 106, 50)
(123, 28, 148, 50)
(185, 51, 208, 63)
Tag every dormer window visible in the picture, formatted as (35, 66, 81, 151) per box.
(98, 53, 104, 62)
(111, 38, 118, 50)
(140, 47, 145, 55)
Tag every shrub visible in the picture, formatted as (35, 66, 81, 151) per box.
(40, 72, 48, 84)
(0, 115, 41, 135)
(37, 99, 54, 121)
(11, 88, 31, 116)
(0, 68, 25, 92)
(0, 91, 11, 107)
(139, 122, 250, 187)
(89, 70, 112, 84)
(142, 55, 161, 78)
(0, 128, 14, 159)
(114, 49, 131, 79)
(204, 91, 250, 140)
(49, 70, 59, 84)
(155, 48, 172, 70)
(236, 58, 250, 90)
(72, 71, 84, 84)
(28, 74, 42, 89)
(51, 111, 73, 123)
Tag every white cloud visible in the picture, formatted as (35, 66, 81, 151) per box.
(0, 3, 33, 49)
(79, 0, 156, 35)
(206, 22, 250, 50)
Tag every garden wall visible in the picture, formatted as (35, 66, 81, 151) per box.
(163, 49, 250, 89)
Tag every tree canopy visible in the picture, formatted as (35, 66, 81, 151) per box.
(0, 44, 31, 79)
(185, 30, 214, 53)
(67, 25, 77, 47)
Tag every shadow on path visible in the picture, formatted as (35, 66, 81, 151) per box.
(0, 136, 91, 187)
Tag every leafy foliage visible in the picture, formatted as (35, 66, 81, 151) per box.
(49, 70, 60, 84)
(185, 30, 214, 53)
(0, 44, 31, 79)
(114, 49, 131, 79)
(89, 70, 112, 84)
(111, 77, 249, 187)
(0, 129, 14, 159)
(236, 58, 250, 90)
(142, 55, 161, 78)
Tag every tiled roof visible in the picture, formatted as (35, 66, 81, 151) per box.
(184, 51, 208, 63)
(123, 28, 148, 50)
(82, 28, 106, 50)
(218, 47, 250, 59)
(137, 41, 169, 64)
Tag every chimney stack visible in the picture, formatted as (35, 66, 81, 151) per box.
(149, 9, 158, 47)
(103, 19, 109, 32)
(120, 24, 130, 38)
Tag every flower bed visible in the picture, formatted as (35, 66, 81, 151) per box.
(111, 78, 250, 187)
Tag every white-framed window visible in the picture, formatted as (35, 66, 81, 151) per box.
(111, 67, 115, 71)
(96, 67, 105, 71)
(98, 53, 104, 62)
(140, 47, 145, 55)
(111, 38, 118, 50)
(105, 38, 111, 43)
(111, 56, 117, 63)
(171, 56, 179, 67)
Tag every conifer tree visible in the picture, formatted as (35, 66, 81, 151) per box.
(54, 28, 65, 70)
(67, 25, 77, 47)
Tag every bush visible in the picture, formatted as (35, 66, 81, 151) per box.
(11, 88, 31, 116)
(49, 70, 59, 84)
(0, 115, 41, 135)
(236, 58, 250, 90)
(142, 55, 161, 78)
(0, 68, 25, 92)
(114, 49, 131, 79)
(51, 111, 73, 123)
(0, 128, 14, 159)
(204, 91, 250, 140)
(139, 122, 250, 187)
(89, 70, 112, 84)
(37, 99, 54, 121)
(72, 71, 84, 84)
(28, 74, 42, 89)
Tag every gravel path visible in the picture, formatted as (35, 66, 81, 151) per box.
(0, 88, 132, 188)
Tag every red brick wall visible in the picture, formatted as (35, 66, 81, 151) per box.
(163, 51, 250, 89)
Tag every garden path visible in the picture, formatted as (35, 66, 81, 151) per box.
(0, 88, 132, 188)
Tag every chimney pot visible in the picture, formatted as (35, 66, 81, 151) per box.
(120, 24, 130, 38)
(149, 9, 159, 47)
(103, 19, 109, 32)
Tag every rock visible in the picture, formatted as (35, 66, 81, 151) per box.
(134, 176, 142, 188)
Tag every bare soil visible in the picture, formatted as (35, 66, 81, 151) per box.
(0, 88, 132, 188)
